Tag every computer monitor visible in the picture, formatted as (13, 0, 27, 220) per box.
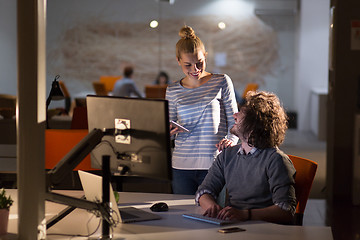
(86, 95, 172, 181)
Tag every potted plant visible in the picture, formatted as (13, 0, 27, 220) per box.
(0, 188, 13, 235)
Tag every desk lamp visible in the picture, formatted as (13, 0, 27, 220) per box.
(46, 75, 64, 128)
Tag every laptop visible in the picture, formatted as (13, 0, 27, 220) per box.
(78, 170, 161, 223)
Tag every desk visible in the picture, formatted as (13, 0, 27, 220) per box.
(5, 189, 333, 240)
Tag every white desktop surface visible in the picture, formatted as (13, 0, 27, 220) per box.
(5, 189, 333, 240)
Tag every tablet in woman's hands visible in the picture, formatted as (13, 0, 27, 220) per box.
(170, 120, 189, 132)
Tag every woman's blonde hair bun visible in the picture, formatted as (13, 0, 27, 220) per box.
(179, 26, 196, 39)
(175, 25, 206, 60)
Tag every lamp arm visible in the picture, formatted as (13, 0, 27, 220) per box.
(46, 95, 52, 110)
(45, 191, 111, 223)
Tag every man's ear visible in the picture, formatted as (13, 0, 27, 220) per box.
(177, 57, 181, 66)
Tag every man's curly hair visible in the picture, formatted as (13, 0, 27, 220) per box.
(240, 91, 288, 149)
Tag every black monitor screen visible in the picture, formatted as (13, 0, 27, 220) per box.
(86, 95, 171, 181)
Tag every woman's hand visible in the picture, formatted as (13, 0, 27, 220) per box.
(216, 206, 248, 221)
(216, 139, 236, 151)
(170, 126, 178, 136)
(170, 126, 186, 136)
(169, 121, 188, 136)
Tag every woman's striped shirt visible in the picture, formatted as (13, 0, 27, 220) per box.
(166, 74, 239, 170)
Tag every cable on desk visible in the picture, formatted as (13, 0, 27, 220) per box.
(46, 204, 120, 239)
(46, 214, 101, 239)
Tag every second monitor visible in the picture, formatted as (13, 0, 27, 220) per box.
(86, 95, 172, 181)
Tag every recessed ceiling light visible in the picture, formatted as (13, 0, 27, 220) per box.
(150, 20, 159, 28)
(218, 22, 226, 30)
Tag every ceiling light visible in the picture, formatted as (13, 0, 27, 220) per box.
(218, 22, 226, 30)
(150, 20, 159, 28)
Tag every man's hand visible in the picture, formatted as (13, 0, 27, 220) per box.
(216, 206, 248, 221)
(203, 204, 223, 218)
(199, 193, 223, 218)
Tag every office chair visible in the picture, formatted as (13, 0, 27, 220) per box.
(71, 106, 88, 129)
(92, 82, 108, 96)
(0, 94, 16, 108)
(145, 85, 167, 99)
(0, 94, 16, 119)
(59, 81, 71, 114)
(238, 83, 259, 106)
(45, 129, 98, 171)
(45, 129, 100, 189)
(288, 154, 318, 225)
(99, 76, 122, 93)
(241, 83, 259, 99)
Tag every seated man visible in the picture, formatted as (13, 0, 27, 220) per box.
(112, 66, 143, 98)
(196, 91, 297, 225)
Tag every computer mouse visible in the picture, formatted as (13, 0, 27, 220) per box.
(150, 202, 169, 212)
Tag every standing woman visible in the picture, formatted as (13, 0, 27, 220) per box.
(166, 26, 239, 195)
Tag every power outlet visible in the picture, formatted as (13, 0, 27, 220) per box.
(115, 118, 131, 144)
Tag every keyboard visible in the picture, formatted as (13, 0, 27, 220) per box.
(182, 213, 235, 225)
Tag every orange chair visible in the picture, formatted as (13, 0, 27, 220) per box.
(59, 81, 70, 99)
(238, 83, 259, 107)
(242, 83, 259, 98)
(92, 82, 108, 96)
(288, 154, 318, 225)
(45, 129, 98, 171)
(145, 85, 167, 99)
(59, 80, 71, 113)
(100, 76, 122, 93)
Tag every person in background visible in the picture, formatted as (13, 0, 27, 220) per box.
(112, 66, 143, 98)
(196, 91, 297, 225)
(166, 26, 238, 195)
(154, 71, 170, 85)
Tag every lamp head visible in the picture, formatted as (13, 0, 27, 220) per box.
(46, 75, 64, 108)
(49, 75, 65, 100)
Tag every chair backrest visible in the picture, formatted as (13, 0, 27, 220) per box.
(58, 81, 71, 113)
(0, 94, 16, 119)
(145, 85, 167, 99)
(100, 76, 122, 93)
(242, 83, 259, 98)
(92, 82, 108, 96)
(0, 94, 16, 108)
(287, 154, 318, 225)
(45, 129, 98, 171)
(71, 106, 88, 129)
(59, 81, 70, 98)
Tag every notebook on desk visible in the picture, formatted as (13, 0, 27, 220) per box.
(78, 170, 161, 223)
